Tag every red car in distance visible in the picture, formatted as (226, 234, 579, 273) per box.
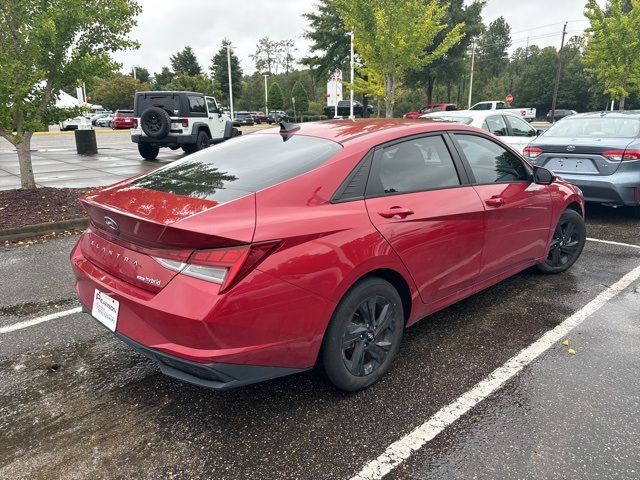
(251, 111, 268, 124)
(111, 109, 137, 129)
(404, 103, 458, 119)
(70, 119, 585, 391)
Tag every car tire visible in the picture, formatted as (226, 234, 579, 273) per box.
(537, 209, 586, 273)
(322, 277, 404, 391)
(138, 143, 160, 161)
(140, 107, 171, 139)
(628, 206, 640, 219)
(195, 130, 211, 151)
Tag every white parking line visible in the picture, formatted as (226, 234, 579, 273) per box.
(350, 263, 640, 480)
(0, 307, 82, 334)
(587, 237, 640, 249)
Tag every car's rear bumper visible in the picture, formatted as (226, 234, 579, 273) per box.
(556, 168, 640, 206)
(70, 236, 334, 387)
(132, 134, 197, 146)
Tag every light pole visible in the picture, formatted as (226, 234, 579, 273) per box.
(263, 74, 269, 117)
(467, 39, 476, 109)
(348, 31, 355, 120)
(226, 45, 234, 120)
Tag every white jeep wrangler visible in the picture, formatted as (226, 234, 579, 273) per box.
(131, 91, 240, 160)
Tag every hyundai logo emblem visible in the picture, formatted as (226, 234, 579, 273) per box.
(566, 145, 576, 152)
(104, 216, 119, 232)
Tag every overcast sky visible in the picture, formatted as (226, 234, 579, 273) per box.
(112, 0, 603, 78)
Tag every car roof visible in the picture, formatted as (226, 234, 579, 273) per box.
(421, 109, 522, 119)
(254, 119, 479, 144)
(565, 111, 640, 119)
(135, 91, 204, 96)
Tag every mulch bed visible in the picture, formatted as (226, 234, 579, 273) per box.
(0, 187, 93, 231)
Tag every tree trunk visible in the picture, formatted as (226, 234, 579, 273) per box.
(16, 133, 36, 189)
(427, 76, 435, 105)
(619, 95, 626, 110)
(446, 83, 452, 103)
(362, 94, 370, 118)
(385, 75, 395, 118)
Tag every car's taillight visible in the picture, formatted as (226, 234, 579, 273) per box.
(153, 241, 280, 292)
(523, 146, 543, 158)
(181, 118, 189, 128)
(602, 149, 640, 161)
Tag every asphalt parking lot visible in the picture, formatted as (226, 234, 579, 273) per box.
(1, 128, 639, 479)
(1, 201, 639, 479)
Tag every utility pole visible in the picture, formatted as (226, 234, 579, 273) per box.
(550, 22, 568, 124)
(263, 74, 269, 117)
(467, 39, 476, 109)
(227, 45, 234, 120)
(133, 66, 137, 80)
(349, 31, 355, 120)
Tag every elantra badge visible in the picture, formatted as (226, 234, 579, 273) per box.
(104, 216, 119, 232)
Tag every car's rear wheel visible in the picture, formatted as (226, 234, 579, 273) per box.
(628, 206, 640, 219)
(138, 143, 159, 161)
(322, 277, 404, 391)
(537, 209, 586, 273)
(195, 130, 211, 150)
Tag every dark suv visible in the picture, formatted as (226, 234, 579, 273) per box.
(131, 91, 239, 160)
(323, 100, 374, 118)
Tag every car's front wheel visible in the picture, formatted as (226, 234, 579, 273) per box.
(322, 277, 404, 391)
(537, 209, 586, 273)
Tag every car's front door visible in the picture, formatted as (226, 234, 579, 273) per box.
(205, 96, 225, 138)
(364, 134, 486, 305)
(451, 133, 553, 281)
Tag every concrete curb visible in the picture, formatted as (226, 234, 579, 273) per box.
(0, 217, 88, 242)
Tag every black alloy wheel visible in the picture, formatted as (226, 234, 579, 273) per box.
(140, 107, 171, 139)
(322, 277, 404, 391)
(538, 209, 586, 273)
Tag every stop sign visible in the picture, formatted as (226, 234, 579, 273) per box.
(505, 94, 514, 104)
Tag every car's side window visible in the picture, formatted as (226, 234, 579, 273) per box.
(188, 96, 207, 115)
(369, 136, 461, 195)
(205, 97, 217, 114)
(505, 115, 536, 137)
(482, 115, 508, 136)
(454, 134, 529, 184)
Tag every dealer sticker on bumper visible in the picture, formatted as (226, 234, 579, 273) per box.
(92, 289, 119, 332)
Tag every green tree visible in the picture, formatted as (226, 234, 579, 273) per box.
(93, 75, 149, 111)
(476, 16, 511, 78)
(291, 81, 310, 114)
(584, 0, 640, 109)
(335, 0, 464, 117)
(153, 67, 174, 90)
(0, 0, 140, 188)
(131, 66, 150, 83)
(251, 37, 281, 74)
(166, 75, 214, 95)
(170, 46, 202, 76)
(211, 39, 243, 107)
(268, 82, 284, 110)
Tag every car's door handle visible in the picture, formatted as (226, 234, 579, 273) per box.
(378, 207, 414, 219)
(485, 195, 506, 207)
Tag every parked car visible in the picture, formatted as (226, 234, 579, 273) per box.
(267, 110, 289, 124)
(323, 100, 374, 118)
(90, 112, 112, 126)
(131, 91, 238, 160)
(59, 116, 85, 131)
(525, 111, 640, 218)
(404, 103, 458, 119)
(70, 119, 585, 392)
(235, 111, 255, 126)
(546, 109, 577, 123)
(470, 101, 536, 122)
(420, 110, 539, 153)
(95, 115, 114, 127)
(111, 110, 138, 130)
(251, 111, 268, 124)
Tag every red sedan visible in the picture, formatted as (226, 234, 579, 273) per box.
(111, 109, 137, 129)
(70, 119, 585, 391)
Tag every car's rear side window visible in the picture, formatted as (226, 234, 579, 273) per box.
(367, 136, 461, 196)
(188, 96, 207, 115)
(132, 134, 342, 202)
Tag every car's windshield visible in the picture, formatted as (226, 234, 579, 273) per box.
(131, 134, 342, 202)
(544, 117, 640, 138)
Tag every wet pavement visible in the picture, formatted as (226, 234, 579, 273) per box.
(0, 207, 638, 479)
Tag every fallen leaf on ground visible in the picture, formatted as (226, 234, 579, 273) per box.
(568, 348, 576, 355)
(562, 339, 569, 347)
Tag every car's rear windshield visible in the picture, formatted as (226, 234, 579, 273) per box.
(131, 134, 343, 202)
(135, 94, 181, 116)
(544, 116, 640, 138)
(118, 111, 134, 117)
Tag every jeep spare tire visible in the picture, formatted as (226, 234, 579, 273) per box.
(140, 107, 171, 139)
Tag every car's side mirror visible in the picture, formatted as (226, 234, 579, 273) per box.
(533, 166, 554, 185)
(536, 129, 544, 136)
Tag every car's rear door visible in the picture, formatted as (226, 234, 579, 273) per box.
(450, 132, 552, 281)
(503, 115, 538, 154)
(364, 134, 485, 305)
